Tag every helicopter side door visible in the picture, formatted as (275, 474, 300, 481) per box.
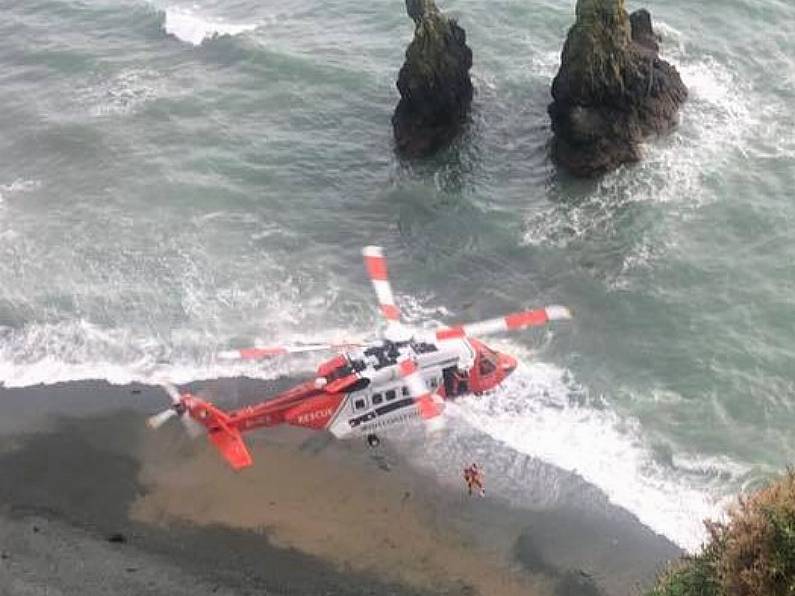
(443, 366, 469, 397)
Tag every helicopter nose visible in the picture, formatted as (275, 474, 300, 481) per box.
(499, 353, 517, 375)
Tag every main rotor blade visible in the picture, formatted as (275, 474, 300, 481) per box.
(159, 382, 182, 405)
(397, 359, 444, 420)
(217, 342, 361, 361)
(362, 246, 403, 323)
(434, 305, 573, 341)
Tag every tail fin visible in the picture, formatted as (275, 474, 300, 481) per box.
(183, 396, 253, 470)
(208, 425, 253, 470)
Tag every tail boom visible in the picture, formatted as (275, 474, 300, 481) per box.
(180, 380, 334, 470)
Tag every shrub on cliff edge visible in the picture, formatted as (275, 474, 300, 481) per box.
(648, 470, 795, 596)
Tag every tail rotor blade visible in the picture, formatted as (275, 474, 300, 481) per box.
(151, 382, 201, 437)
(159, 382, 182, 405)
(435, 305, 573, 341)
(147, 408, 178, 429)
(180, 414, 204, 438)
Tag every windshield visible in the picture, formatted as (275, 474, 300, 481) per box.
(478, 348, 498, 376)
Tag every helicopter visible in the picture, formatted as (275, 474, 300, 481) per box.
(148, 246, 573, 470)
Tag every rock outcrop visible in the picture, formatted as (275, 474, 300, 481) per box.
(548, 0, 687, 177)
(392, 0, 473, 157)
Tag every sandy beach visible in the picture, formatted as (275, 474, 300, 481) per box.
(0, 379, 681, 595)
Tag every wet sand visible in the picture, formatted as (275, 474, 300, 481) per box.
(0, 379, 681, 595)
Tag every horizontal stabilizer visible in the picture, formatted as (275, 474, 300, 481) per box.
(208, 426, 253, 470)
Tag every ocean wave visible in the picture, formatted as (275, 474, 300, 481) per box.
(79, 68, 163, 117)
(0, 289, 442, 388)
(528, 49, 562, 81)
(522, 34, 758, 290)
(453, 358, 741, 551)
(0, 305, 738, 551)
(0, 318, 370, 388)
(654, 21, 686, 55)
(0, 179, 41, 203)
(161, 7, 258, 46)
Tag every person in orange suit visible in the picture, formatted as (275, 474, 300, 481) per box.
(463, 463, 485, 497)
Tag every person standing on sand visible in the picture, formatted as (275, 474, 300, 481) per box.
(463, 463, 485, 497)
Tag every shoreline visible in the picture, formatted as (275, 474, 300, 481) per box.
(0, 378, 681, 595)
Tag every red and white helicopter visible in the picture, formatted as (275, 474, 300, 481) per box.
(148, 247, 572, 470)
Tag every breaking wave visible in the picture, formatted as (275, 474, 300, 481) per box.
(0, 318, 368, 388)
(522, 25, 760, 288)
(454, 356, 740, 551)
(161, 7, 258, 46)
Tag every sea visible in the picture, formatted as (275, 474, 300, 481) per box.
(1, 0, 793, 552)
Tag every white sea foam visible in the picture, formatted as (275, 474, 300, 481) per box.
(515, 37, 759, 538)
(0, 318, 370, 388)
(454, 358, 740, 551)
(0, 298, 738, 551)
(85, 69, 162, 117)
(0, 179, 40, 202)
(398, 293, 452, 325)
(162, 8, 257, 46)
(523, 37, 758, 290)
(654, 21, 686, 55)
(528, 49, 561, 80)
(0, 180, 39, 244)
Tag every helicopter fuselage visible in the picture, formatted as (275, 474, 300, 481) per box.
(182, 337, 517, 445)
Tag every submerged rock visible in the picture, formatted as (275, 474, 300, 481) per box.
(392, 0, 473, 157)
(548, 0, 687, 177)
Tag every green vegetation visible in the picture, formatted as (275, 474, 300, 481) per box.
(648, 471, 795, 596)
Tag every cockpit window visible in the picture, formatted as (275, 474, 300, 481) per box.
(478, 349, 498, 376)
(479, 358, 497, 376)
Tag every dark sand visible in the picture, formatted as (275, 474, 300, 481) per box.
(0, 379, 681, 595)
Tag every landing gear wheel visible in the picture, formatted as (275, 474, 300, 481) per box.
(366, 434, 380, 448)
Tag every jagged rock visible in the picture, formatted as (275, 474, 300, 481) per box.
(392, 0, 473, 157)
(629, 9, 659, 53)
(548, 0, 687, 177)
(107, 532, 127, 543)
